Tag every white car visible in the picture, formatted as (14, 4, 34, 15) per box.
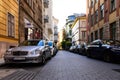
(4, 39, 51, 64)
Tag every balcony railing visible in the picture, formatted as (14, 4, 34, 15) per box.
(44, 0, 49, 8)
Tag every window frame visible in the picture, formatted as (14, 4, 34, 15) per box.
(7, 12, 15, 38)
(100, 4, 104, 20)
(110, 0, 116, 12)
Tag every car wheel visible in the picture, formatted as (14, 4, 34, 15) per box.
(104, 54, 111, 62)
(86, 50, 91, 58)
(42, 55, 46, 65)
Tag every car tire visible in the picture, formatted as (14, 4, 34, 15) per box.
(104, 53, 112, 62)
(86, 50, 91, 58)
(42, 55, 46, 65)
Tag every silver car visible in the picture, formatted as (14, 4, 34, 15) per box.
(4, 39, 51, 64)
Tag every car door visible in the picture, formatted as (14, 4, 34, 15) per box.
(89, 41, 102, 58)
(45, 42, 51, 59)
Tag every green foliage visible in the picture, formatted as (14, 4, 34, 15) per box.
(61, 40, 72, 50)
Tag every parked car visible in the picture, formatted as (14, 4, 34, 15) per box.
(76, 43, 87, 55)
(47, 41, 58, 56)
(86, 39, 120, 62)
(69, 45, 76, 52)
(4, 39, 51, 64)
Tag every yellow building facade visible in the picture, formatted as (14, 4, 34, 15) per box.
(71, 15, 87, 45)
(0, 0, 19, 58)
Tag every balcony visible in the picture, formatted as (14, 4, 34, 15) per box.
(44, 0, 49, 8)
(44, 15, 49, 23)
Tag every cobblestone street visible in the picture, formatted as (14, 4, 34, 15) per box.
(0, 50, 120, 80)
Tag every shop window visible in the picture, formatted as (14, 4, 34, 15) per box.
(8, 13, 15, 37)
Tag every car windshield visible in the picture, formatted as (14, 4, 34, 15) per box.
(37, 40, 45, 46)
(19, 40, 39, 46)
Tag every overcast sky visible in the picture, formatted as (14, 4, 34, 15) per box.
(52, 0, 86, 31)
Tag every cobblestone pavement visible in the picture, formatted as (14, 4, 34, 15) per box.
(0, 50, 120, 80)
(34, 50, 120, 80)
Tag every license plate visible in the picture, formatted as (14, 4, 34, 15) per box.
(14, 57, 25, 60)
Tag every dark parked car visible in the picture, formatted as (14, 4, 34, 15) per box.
(69, 45, 76, 52)
(4, 39, 51, 64)
(76, 43, 87, 55)
(86, 39, 120, 62)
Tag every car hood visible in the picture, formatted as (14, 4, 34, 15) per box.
(9, 46, 44, 52)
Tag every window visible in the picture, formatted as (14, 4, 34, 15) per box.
(91, 33, 94, 41)
(95, 0, 98, 3)
(82, 31, 86, 39)
(110, 0, 116, 12)
(100, 4, 104, 20)
(81, 21, 86, 27)
(95, 30, 98, 40)
(95, 10, 98, 23)
(110, 22, 116, 40)
(8, 13, 15, 37)
(91, 14, 94, 26)
(91, 0, 94, 7)
(99, 28, 103, 39)
(88, 0, 91, 8)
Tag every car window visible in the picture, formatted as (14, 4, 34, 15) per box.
(48, 41, 53, 47)
(90, 41, 100, 45)
(37, 40, 44, 46)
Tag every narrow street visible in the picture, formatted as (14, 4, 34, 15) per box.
(0, 50, 120, 80)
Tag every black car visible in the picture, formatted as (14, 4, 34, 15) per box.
(86, 39, 120, 62)
(76, 43, 87, 55)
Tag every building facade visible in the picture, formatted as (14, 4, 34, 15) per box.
(43, 0, 53, 40)
(86, 0, 120, 43)
(0, 0, 19, 58)
(19, 0, 43, 43)
(58, 28, 65, 49)
(71, 15, 87, 45)
(52, 16, 58, 44)
(65, 15, 76, 41)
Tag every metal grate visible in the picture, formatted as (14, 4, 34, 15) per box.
(12, 51, 28, 56)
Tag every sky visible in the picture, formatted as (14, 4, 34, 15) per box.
(52, 0, 86, 31)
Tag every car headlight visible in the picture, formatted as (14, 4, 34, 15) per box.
(30, 50, 40, 55)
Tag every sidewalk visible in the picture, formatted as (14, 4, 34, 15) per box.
(0, 58, 5, 66)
